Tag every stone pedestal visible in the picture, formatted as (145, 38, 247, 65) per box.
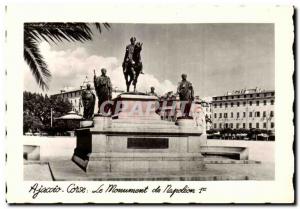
(72, 93, 206, 175)
(176, 117, 196, 128)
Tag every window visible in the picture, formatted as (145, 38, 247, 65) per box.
(224, 113, 228, 118)
(236, 123, 240, 129)
(237, 102, 240, 107)
(271, 92, 275, 96)
(220, 103, 222, 108)
(271, 122, 275, 128)
(249, 112, 252, 117)
(263, 111, 266, 117)
(243, 102, 246, 106)
(263, 123, 267, 128)
(214, 113, 217, 118)
(256, 123, 259, 128)
(237, 112, 240, 118)
(244, 95, 247, 98)
(219, 113, 222, 118)
(214, 123, 217, 129)
(243, 123, 246, 128)
(256, 101, 259, 106)
(263, 100, 267, 105)
(243, 112, 246, 118)
(249, 101, 252, 106)
(270, 111, 274, 117)
(231, 102, 234, 107)
(219, 123, 222, 129)
(231, 112, 233, 118)
(225, 123, 228, 128)
(255, 111, 260, 117)
(214, 104, 217, 108)
(237, 95, 240, 98)
(256, 94, 260, 97)
(230, 123, 233, 128)
(249, 123, 252, 129)
(225, 103, 228, 108)
(220, 97, 223, 100)
(250, 94, 253, 98)
(271, 100, 274, 105)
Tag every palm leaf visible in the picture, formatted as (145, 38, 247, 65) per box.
(24, 36, 51, 90)
(24, 22, 111, 91)
(95, 23, 111, 34)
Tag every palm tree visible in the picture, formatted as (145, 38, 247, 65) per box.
(24, 23, 110, 90)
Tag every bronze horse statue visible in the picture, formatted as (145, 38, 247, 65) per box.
(122, 42, 143, 92)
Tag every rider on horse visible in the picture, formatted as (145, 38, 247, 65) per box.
(123, 37, 144, 75)
(122, 37, 136, 74)
(122, 37, 144, 92)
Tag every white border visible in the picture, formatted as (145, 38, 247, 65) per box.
(4, 3, 294, 204)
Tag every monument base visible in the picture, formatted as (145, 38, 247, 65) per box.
(71, 125, 206, 173)
(72, 93, 206, 175)
(50, 159, 267, 181)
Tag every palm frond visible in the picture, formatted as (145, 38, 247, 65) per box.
(24, 23, 110, 44)
(24, 22, 111, 91)
(24, 36, 51, 90)
(94, 23, 111, 34)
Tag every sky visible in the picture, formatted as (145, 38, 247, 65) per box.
(23, 23, 274, 98)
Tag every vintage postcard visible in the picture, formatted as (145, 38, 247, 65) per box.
(5, 4, 294, 204)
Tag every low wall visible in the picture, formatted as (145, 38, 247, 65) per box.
(207, 140, 274, 163)
(24, 136, 274, 163)
(24, 136, 76, 161)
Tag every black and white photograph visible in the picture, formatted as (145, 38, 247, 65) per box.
(5, 4, 294, 204)
(23, 23, 275, 181)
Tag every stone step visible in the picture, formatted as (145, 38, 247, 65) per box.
(200, 146, 249, 160)
(48, 161, 255, 181)
(88, 152, 204, 158)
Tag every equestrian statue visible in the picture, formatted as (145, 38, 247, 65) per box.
(122, 37, 144, 92)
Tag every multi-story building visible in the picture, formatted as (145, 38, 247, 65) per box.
(199, 99, 212, 130)
(211, 88, 275, 131)
(158, 92, 212, 131)
(51, 76, 124, 115)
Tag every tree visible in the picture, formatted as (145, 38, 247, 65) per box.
(24, 23, 110, 90)
(23, 91, 73, 134)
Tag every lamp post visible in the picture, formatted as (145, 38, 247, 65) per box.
(50, 108, 53, 128)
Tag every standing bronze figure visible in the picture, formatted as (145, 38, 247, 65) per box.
(148, 86, 158, 97)
(177, 74, 194, 118)
(94, 68, 112, 115)
(81, 83, 96, 120)
(122, 37, 143, 92)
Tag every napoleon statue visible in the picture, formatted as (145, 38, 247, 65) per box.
(122, 37, 144, 92)
(177, 73, 194, 118)
(81, 83, 96, 120)
(94, 68, 112, 115)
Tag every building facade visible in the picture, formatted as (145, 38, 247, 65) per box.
(211, 88, 275, 131)
(158, 92, 212, 131)
(51, 77, 124, 115)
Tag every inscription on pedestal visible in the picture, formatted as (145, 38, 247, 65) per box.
(127, 138, 169, 149)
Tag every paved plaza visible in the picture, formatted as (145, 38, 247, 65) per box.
(24, 136, 274, 181)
